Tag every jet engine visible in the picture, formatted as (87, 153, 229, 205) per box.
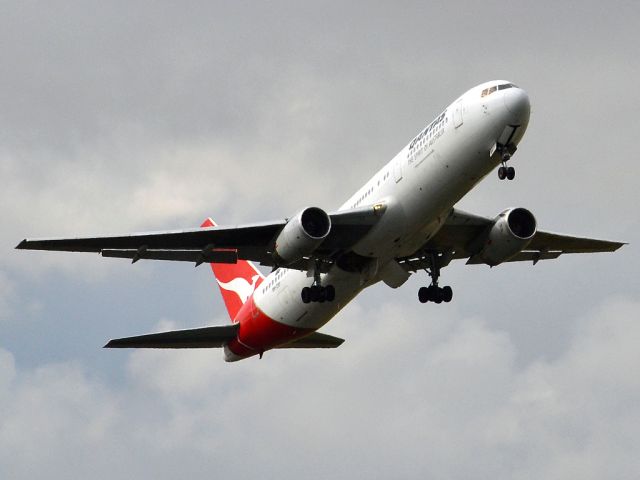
(475, 207, 537, 266)
(273, 207, 331, 265)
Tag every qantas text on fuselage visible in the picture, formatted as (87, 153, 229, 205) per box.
(17, 81, 625, 361)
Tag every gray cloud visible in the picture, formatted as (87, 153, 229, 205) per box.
(1, 297, 638, 479)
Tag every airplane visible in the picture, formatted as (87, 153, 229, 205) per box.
(16, 80, 625, 362)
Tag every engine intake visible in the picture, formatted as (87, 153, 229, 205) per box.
(476, 207, 537, 266)
(273, 207, 331, 265)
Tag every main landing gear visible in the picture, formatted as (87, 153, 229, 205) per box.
(418, 285, 452, 304)
(497, 145, 515, 181)
(301, 260, 335, 304)
(301, 284, 335, 303)
(418, 253, 453, 304)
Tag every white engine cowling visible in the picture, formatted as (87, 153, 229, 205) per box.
(273, 207, 331, 265)
(477, 207, 537, 266)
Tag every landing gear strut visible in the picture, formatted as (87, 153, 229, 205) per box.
(301, 260, 335, 304)
(418, 253, 453, 304)
(497, 145, 515, 181)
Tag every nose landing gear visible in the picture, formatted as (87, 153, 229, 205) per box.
(496, 144, 516, 181)
(497, 164, 515, 180)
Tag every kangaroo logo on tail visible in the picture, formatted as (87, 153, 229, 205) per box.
(202, 217, 265, 321)
(216, 274, 260, 304)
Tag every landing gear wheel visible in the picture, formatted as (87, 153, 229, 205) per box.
(301, 284, 336, 303)
(506, 166, 515, 180)
(442, 286, 453, 303)
(418, 285, 453, 304)
(498, 166, 507, 180)
(318, 287, 327, 303)
(325, 285, 335, 302)
(418, 286, 429, 303)
(433, 289, 443, 304)
(309, 285, 320, 302)
(301, 287, 311, 304)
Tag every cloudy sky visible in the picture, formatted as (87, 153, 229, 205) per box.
(1, 1, 639, 478)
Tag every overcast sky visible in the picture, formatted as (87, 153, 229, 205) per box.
(1, 1, 639, 478)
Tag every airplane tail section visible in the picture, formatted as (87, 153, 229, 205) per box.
(201, 218, 265, 321)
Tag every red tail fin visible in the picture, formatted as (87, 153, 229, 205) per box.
(201, 218, 265, 322)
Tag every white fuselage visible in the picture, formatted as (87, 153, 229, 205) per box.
(252, 81, 530, 332)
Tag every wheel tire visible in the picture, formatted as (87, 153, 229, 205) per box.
(442, 286, 453, 303)
(433, 289, 443, 304)
(418, 286, 429, 303)
(506, 166, 515, 180)
(426, 286, 436, 302)
(318, 287, 327, 303)
(309, 286, 319, 302)
(325, 285, 336, 302)
(301, 287, 310, 304)
(498, 167, 506, 180)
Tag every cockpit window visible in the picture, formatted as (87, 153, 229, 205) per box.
(481, 83, 518, 97)
(481, 85, 497, 97)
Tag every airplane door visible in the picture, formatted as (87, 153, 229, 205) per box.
(454, 99, 464, 128)
(394, 156, 403, 182)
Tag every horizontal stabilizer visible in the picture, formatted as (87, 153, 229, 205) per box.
(277, 331, 345, 349)
(104, 324, 344, 350)
(105, 324, 239, 349)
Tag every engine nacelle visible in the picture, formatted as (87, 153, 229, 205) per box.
(273, 207, 331, 265)
(477, 207, 537, 266)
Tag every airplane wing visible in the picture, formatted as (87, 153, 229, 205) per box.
(400, 208, 625, 270)
(16, 205, 382, 271)
(105, 324, 344, 349)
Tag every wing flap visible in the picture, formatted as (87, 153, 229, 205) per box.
(465, 250, 562, 265)
(104, 324, 239, 349)
(101, 248, 239, 264)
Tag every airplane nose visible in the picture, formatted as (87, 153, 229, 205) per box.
(503, 87, 530, 126)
